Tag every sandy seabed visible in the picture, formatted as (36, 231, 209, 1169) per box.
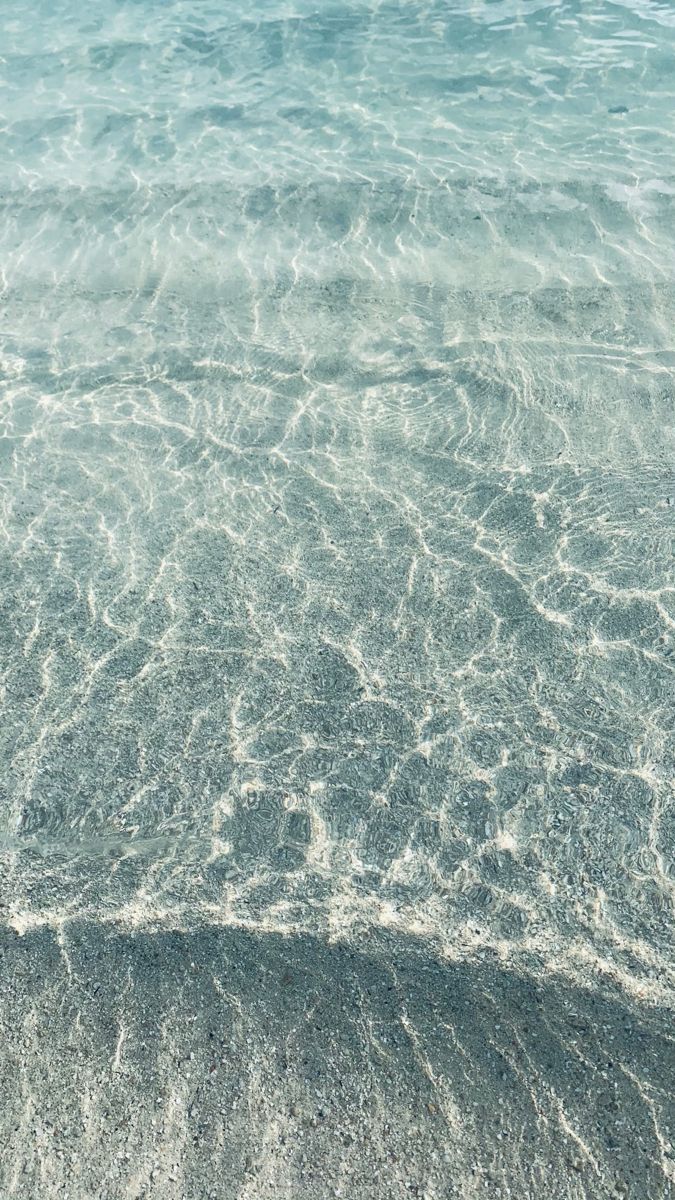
(1, 919, 673, 1200)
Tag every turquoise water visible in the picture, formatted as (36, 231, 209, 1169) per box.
(1, 1, 674, 1195)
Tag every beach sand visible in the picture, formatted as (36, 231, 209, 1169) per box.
(1, 921, 672, 1199)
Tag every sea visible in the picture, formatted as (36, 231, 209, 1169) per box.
(0, 1, 673, 1196)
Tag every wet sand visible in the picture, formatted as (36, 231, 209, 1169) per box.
(1, 921, 672, 1199)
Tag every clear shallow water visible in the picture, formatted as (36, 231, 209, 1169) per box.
(1, 1, 674, 1195)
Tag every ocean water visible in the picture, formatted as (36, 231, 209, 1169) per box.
(1, 1, 674, 1196)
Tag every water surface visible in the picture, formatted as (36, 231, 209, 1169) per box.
(1, 1, 674, 1195)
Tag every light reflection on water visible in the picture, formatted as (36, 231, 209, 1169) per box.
(0, 0, 674, 1194)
